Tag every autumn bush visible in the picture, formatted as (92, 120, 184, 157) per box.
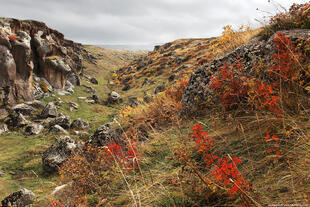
(58, 141, 139, 206)
(177, 124, 255, 207)
(259, 2, 310, 40)
(209, 32, 306, 117)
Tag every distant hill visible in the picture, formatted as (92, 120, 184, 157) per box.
(98, 44, 159, 51)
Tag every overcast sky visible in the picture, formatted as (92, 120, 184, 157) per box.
(0, 0, 307, 45)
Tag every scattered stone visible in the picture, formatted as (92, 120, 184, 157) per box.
(85, 99, 95, 104)
(23, 123, 43, 136)
(90, 94, 99, 103)
(82, 84, 96, 94)
(12, 104, 35, 116)
(127, 97, 140, 107)
(71, 118, 89, 130)
(40, 102, 57, 118)
(90, 77, 99, 85)
(64, 80, 74, 94)
(5, 112, 30, 128)
(0, 123, 8, 135)
(48, 125, 68, 135)
(88, 123, 122, 147)
(0, 108, 9, 119)
(155, 85, 166, 94)
(0, 171, 5, 177)
(68, 102, 79, 109)
(108, 91, 121, 104)
(25, 100, 45, 109)
(42, 136, 77, 173)
(67, 72, 81, 86)
(49, 113, 71, 129)
(1, 188, 35, 207)
(122, 84, 131, 91)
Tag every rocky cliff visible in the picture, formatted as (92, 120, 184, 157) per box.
(0, 18, 83, 105)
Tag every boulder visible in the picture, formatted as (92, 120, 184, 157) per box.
(49, 113, 71, 129)
(25, 100, 45, 109)
(4, 112, 29, 128)
(107, 91, 121, 104)
(23, 123, 43, 136)
(71, 118, 89, 130)
(12, 103, 35, 116)
(0, 123, 8, 135)
(1, 188, 35, 207)
(0, 171, 5, 177)
(42, 136, 77, 173)
(88, 123, 122, 147)
(48, 125, 68, 135)
(90, 77, 98, 85)
(67, 72, 81, 86)
(40, 102, 57, 118)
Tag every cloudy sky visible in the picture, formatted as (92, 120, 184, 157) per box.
(0, 0, 307, 45)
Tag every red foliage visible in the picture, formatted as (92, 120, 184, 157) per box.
(209, 60, 249, 110)
(190, 125, 250, 201)
(271, 32, 299, 81)
(264, 131, 281, 160)
(8, 35, 18, 41)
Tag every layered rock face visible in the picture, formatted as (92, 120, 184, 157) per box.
(0, 18, 83, 105)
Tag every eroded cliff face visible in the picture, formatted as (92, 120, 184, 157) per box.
(0, 18, 83, 105)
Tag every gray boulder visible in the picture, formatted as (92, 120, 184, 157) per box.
(88, 123, 121, 147)
(108, 91, 121, 104)
(71, 118, 89, 130)
(90, 77, 99, 85)
(23, 123, 43, 136)
(42, 136, 77, 173)
(4, 112, 30, 128)
(49, 113, 71, 129)
(1, 188, 35, 207)
(0, 123, 8, 135)
(48, 125, 68, 135)
(12, 103, 35, 116)
(40, 102, 57, 118)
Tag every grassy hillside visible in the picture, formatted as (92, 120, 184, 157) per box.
(1, 2, 310, 207)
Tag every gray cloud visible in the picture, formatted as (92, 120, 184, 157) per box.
(0, 0, 307, 44)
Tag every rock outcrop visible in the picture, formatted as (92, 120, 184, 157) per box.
(181, 29, 310, 115)
(0, 18, 83, 105)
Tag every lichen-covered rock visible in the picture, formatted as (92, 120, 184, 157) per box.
(12, 103, 35, 116)
(0, 123, 8, 135)
(48, 124, 68, 135)
(4, 112, 30, 128)
(40, 102, 57, 118)
(1, 188, 35, 207)
(49, 113, 71, 129)
(23, 123, 43, 136)
(42, 136, 77, 173)
(107, 91, 121, 104)
(88, 123, 122, 147)
(71, 118, 89, 130)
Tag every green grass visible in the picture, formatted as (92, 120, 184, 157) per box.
(0, 132, 57, 206)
